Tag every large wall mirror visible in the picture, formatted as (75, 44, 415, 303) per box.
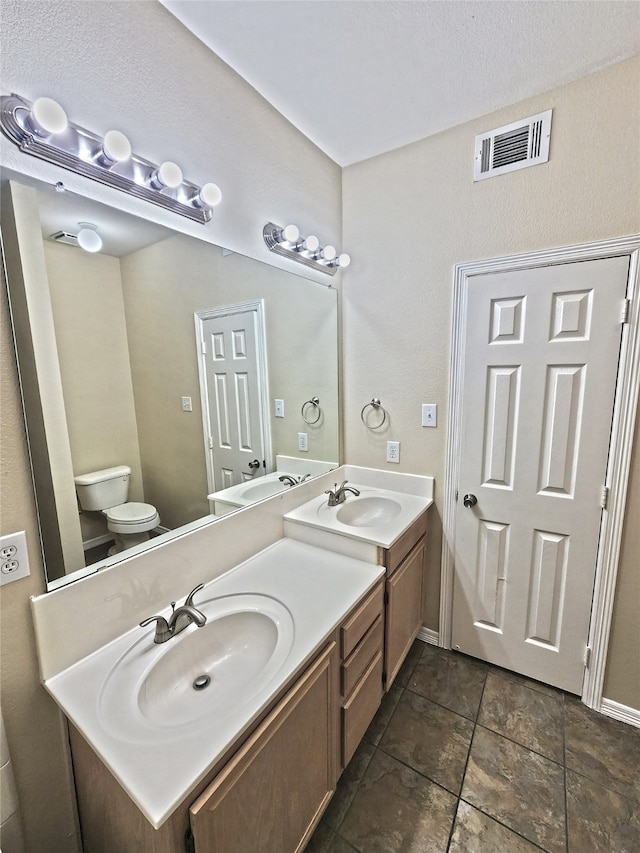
(2, 177, 339, 589)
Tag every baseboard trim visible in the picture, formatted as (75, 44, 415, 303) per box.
(599, 698, 640, 729)
(417, 627, 439, 646)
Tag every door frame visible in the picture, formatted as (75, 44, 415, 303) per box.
(194, 299, 272, 494)
(441, 235, 640, 711)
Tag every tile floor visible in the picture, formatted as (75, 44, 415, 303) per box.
(306, 640, 640, 853)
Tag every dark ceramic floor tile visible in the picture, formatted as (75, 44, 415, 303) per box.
(339, 750, 457, 853)
(409, 646, 487, 720)
(462, 726, 566, 853)
(449, 800, 547, 853)
(305, 821, 335, 853)
(323, 741, 376, 830)
(566, 769, 640, 853)
(327, 836, 360, 853)
(564, 698, 640, 802)
(488, 664, 564, 698)
(392, 638, 425, 687)
(380, 689, 474, 794)
(362, 683, 402, 746)
(478, 671, 564, 763)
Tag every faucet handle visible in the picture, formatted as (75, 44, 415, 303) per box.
(184, 583, 204, 607)
(139, 614, 172, 643)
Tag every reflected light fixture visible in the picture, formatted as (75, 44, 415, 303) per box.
(263, 222, 351, 276)
(76, 222, 102, 253)
(0, 93, 222, 224)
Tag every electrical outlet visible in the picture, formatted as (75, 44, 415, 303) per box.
(0, 531, 30, 585)
(386, 440, 400, 463)
(181, 396, 192, 412)
(274, 399, 285, 418)
(298, 432, 308, 452)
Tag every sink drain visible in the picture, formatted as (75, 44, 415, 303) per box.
(192, 674, 211, 691)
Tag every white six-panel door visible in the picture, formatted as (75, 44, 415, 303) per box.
(452, 256, 629, 693)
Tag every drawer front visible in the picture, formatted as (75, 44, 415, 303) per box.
(341, 650, 384, 767)
(340, 582, 384, 659)
(341, 614, 383, 698)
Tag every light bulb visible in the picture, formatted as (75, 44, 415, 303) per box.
(101, 130, 132, 164)
(321, 245, 337, 262)
(77, 223, 102, 253)
(302, 235, 320, 254)
(277, 224, 299, 244)
(195, 182, 222, 208)
(337, 253, 351, 268)
(28, 97, 67, 136)
(149, 160, 183, 190)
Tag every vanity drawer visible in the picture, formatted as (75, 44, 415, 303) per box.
(342, 650, 384, 766)
(341, 614, 383, 698)
(340, 581, 384, 659)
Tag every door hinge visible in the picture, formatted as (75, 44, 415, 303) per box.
(600, 485, 609, 510)
(384, 590, 389, 605)
(201, 339, 207, 355)
(621, 298, 631, 324)
(455, 490, 459, 502)
(584, 646, 592, 668)
(184, 828, 195, 853)
(208, 436, 214, 450)
(382, 670, 387, 686)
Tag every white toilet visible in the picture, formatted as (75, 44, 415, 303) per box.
(74, 465, 160, 555)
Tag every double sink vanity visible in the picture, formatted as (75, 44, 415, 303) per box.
(31, 466, 433, 853)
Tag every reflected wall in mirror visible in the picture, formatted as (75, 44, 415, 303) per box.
(2, 178, 339, 588)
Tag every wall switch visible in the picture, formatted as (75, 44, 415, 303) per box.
(274, 399, 285, 418)
(298, 432, 308, 452)
(386, 440, 400, 463)
(0, 531, 30, 585)
(422, 403, 437, 427)
(181, 396, 193, 412)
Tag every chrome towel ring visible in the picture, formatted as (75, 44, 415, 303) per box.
(361, 398, 387, 430)
(301, 396, 322, 425)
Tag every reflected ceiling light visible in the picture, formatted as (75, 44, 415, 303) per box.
(0, 93, 222, 224)
(28, 97, 68, 136)
(76, 222, 102, 253)
(263, 222, 351, 277)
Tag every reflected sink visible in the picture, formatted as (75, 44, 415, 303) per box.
(99, 594, 294, 742)
(237, 479, 290, 501)
(334, 496, 402, 527)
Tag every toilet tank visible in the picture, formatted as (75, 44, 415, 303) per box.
(74, 465, 131, 511)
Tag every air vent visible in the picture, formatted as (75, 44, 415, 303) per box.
(474, 109, 552, 181)
(48, 231, 79, 247)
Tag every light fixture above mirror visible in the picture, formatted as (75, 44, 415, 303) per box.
(263, 222, 350, 276)
(0, 93, 222, 223)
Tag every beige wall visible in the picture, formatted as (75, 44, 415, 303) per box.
(120, 234, 339, 528)
(342, 57, 640, 705)
(44, 241, 144, 542)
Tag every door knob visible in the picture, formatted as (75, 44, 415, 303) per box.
(463, 493, 477, 508)
(248, 459, 261, 470)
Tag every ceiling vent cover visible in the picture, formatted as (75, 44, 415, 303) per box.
(474, 109, 552, 181)
(48, 231, 79, 247)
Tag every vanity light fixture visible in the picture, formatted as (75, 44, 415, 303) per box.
(263, 222, 351, 276)
(76, 223, 102, 253)
(0, 93, 222, 224)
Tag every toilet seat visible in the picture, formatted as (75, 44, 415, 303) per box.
(104, 502, 159, 534)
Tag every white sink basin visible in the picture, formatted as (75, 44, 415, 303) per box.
(236, 479, 290, 501)
(99, 594, 294, 742)
(330, 496, 402, 527)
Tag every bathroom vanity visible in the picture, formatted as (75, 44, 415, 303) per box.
(31, 467, 433, 853)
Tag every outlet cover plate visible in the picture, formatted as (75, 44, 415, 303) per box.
(0, 531, 30, 585)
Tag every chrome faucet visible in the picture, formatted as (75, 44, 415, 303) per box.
(279, 474, 312, 487)
(325, 480, 360, 507)
(140, 583, 207, 644)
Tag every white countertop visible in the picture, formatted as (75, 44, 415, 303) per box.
(44, 538, 384, 829)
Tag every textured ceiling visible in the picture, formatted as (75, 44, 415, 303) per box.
(161, 0, 640, 166)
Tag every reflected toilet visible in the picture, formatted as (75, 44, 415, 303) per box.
(74, 465, 160, 555)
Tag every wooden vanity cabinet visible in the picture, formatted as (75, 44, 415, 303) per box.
(379, 510, 428, 690)
(190, 641, 338, 853)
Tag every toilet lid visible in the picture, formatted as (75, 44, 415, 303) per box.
(105, 502, 158, 526)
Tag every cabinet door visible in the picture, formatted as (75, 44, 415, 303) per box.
(385, 541, 425, 688)
(190, 642, 337, 853)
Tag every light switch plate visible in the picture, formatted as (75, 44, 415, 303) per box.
(422, 404, 437, 427)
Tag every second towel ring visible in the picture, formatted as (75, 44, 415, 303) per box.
(301, 396, 322, 425)
(361, 398, 387, 430)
